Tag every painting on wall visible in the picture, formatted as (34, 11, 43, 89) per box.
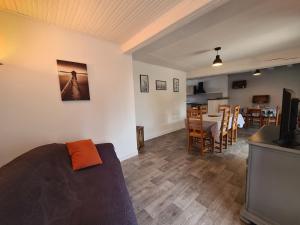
(140, 74, 149, 93)
(156, 80, 167, 90)
(57, 60, 90, 101)
(173, 78, 179, 92)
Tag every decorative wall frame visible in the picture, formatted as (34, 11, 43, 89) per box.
(173, 78, 179, 92)
(156, 80, 167, 90)
(140, 74, 149, 93)
(57, 60, 90, 101)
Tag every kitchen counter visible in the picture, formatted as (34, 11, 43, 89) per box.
(207, 99, 228, 114)
(207, 97, 229, 100)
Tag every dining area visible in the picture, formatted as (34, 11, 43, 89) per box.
(186, 105, 245, 156)
(243, 106, 280, 128)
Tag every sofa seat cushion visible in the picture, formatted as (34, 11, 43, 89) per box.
(0, 143, 137, 225)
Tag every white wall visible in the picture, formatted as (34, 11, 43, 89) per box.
(0, 12, 138, 166)
(133, 61, 186, 140)
(187, 75, 228, 96)
(228, 65, 300, 108)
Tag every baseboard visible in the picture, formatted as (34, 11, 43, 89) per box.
(145, 126, 185, 141)
(240, 206, 273, 225)
(119, 151, 138, 162)
(119, 126, 185, 161)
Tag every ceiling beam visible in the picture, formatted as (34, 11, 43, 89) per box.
(121, 0, 230, 54)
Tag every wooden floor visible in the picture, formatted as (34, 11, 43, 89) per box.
(122, 128, 256, 225)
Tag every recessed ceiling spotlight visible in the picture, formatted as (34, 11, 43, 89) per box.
(253, 69, 261, 76)
(212, 47, 223, 67)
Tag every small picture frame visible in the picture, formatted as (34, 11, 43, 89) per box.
(156, 80, 167, 90)
(173, 78, 179, 92)
(140, 74, 149, 93)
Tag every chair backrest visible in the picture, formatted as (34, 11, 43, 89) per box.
(232, 105, 240, 129)
(247, 108, 262, 117)
(247, 108, 262, 114)
(220, 109, 230, 134)
(218, 104, 231, 113)
(200, 105, 208, 114)
(187, 116, 204, 137)
(187, 107, 203, 118)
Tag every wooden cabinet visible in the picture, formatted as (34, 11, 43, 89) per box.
(136, 126, 144, 151)
(241, 126, 300, 225)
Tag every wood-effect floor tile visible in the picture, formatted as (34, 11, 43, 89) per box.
(122, 128, 257, 225)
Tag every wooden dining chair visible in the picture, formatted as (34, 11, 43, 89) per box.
(263, 106, 280, 126)
(218, 104, 231, 113)
(200, 105, 208, 114)
(186, 115, 212, 156)
(229, 105, 240, 145)
(214, 109, 230, 153)
(245, 108, 263, 127)
(187, 107, 202, 118)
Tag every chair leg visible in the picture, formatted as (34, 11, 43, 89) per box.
(225, 134, 228, 149)
(235, 129, 238, 143)
(245, 116, 249, 128)
(187, 134, 190, 152)
(219, 136, 223, 153)
(229, 130, 233, 145)
(231, 129, 236, 143)
(200, 138, 204, 156)
(187, 136, 192, 152)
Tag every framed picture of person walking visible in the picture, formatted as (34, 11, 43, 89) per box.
(57, 60, 90, 101)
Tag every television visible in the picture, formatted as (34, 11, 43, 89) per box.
(277, 88, 299, 147)
(232, 80, 247, 89)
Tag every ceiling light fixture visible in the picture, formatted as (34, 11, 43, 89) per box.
(253, 69, 261, 76)
(212, 47, 223, 67)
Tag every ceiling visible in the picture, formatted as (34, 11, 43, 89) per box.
(0, 0, 183, 44)
(132, 0, 300, 77)
(2, 0, 300, 78)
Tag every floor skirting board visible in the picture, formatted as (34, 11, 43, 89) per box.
(144, 126, 185, 141)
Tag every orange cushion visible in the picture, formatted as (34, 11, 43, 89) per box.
(66, 139, 102, 171)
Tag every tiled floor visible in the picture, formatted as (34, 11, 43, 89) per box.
(122, 128, 256, 225)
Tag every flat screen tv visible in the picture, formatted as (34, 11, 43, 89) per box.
(277, 88, 299, 147)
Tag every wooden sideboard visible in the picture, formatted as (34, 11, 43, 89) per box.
(240, 126, 300, 225)
(136, 126, 144, 151)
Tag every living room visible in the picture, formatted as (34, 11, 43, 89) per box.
(0, 1, 300, 225)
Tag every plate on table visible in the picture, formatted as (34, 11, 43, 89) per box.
(208, 114, 221, 117)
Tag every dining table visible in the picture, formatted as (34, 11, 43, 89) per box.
(191, 113, 245, 140)
(202, 113, 245, 139)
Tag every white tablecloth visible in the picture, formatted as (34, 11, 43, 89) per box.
(202, 113, 245, 139)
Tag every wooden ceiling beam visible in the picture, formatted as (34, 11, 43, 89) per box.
(121, 0, 230, 54)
